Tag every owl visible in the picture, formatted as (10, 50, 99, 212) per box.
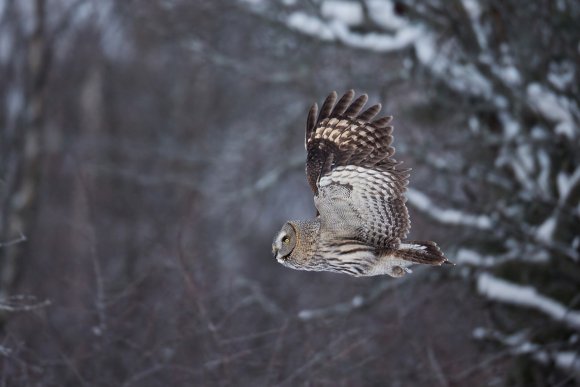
(272, 90, 450, 277)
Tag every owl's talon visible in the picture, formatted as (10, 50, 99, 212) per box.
(391, 266, 406, 277)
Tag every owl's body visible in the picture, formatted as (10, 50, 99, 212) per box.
(272, 90, 449, 278)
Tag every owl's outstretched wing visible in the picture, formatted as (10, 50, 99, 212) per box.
(306, 90, 410, 248)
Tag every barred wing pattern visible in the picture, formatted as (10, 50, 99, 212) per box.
(306, 90, 410, 248)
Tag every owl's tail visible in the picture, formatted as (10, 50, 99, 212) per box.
(394, 241, 450, 266)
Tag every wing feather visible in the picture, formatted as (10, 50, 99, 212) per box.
(305, 90, 411, 247)
(305, 103, 318, 150)
(372, 115, 393, 127)
(344, 94, 368, 117)
(358, 103, 381, 121)
(331, 89, 355, 116)
(319, 91, 337, 121)
(315, 166, 410, 247)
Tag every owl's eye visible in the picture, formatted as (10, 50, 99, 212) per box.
(282, 236, 290, 244)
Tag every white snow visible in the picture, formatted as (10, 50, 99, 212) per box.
(468, 116, 480, 132)
(287, 12, 335, 40)
(413, 29, 494, 99)
(495, 65, 522, 86)
(498, 111, 520, 138)
(536, 216, 556, 242)
(493, 95, 508, 109)
(0, 345, 12, 356)
(366, 0, 408, 30)
(456, 248, 548, 267)
(557, 168, 580, 202)
(477, 273, 580, 331)
(351, 295, 363, 307)
(480, 47, 522, 86)
(502, 67, 521, 84)
(407, 188, 492, 230)
(554, 352, 580, 375)
(286, 6, 424, 53)
(527, 83, 577, 139)
(330, 21, 422, 52)
(456, 249, 496, 267)
(516, 144, 534, 174)
(537, 150, 551, 193)
(461, 0, 486, 49)
(321, 1, 363, 26)
(548, 60, 575, 90)
(414, 33, 436, 63)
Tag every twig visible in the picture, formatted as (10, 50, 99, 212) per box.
(297, 269, 429, 320)
(0, 233, 27, 248)
(0, 295, 51, 312)
(473, 327, 580, 379)
(277, 330, 358, 386)
(236, 154, 304, 200)
(427, 345, 450, 387)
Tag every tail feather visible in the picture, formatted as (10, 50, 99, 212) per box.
(394, 241, 450, 266)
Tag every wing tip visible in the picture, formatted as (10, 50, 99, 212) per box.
(306, 102, 319, 148)
(332, 90, 356, 116)
(319, 91, 338, 120)
(344, 93, 368, 117)
(373, 115, 393, 128)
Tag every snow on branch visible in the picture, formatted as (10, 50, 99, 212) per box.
(284, 0, 426, 53)
(558, 167, 580, 207)
(477, 273, 580, 331)
(527, 83, 578, 140)
(406, 188, 492, 230)
(456, 249, 497, 267)
(473, 327, 580, 379)
(455, 248, 548, 268)
(286, 9, 423, 52)
(279, 0, 503, 100)
(521, 222, 579, 262)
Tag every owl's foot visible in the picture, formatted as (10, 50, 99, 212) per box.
(391, 265, 412, 277)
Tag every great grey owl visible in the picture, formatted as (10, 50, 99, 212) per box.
(272, 90, 450, 277)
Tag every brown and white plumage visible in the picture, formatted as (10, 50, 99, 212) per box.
(272, 90, 449, 277)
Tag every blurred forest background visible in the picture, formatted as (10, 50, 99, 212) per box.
(1, 0, 579, 386)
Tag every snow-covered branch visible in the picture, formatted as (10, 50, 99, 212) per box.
(477, 273, 580, 331)
(455, 248, 548, 268)
(527, 83, 578, 140)
(473, 327, 580, 379)
(285, 1, 425, 53)
(406, 188, 493, 230)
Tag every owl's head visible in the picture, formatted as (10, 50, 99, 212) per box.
(272, 220, 320, 271)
